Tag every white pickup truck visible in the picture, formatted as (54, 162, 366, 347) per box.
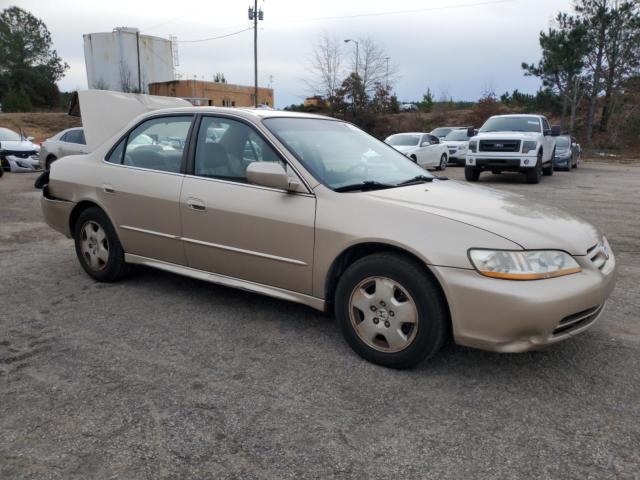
(465, 114, 559, 184)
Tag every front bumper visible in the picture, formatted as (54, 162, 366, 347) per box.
(466, 156, 538, 171)
(41, 188, 74, 237)
(553, 155, 571, 168)
(429, 252, 617, 353)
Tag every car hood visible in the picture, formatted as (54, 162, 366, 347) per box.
(0, 140, 40, 152)
(77, 90, 191, 150)
(365, 180, 600, 255)
(474, 131, 541, 141)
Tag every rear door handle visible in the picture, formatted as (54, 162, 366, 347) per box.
(187, 197, 206, 211)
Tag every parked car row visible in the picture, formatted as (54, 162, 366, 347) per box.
(385, 115, 581, 184)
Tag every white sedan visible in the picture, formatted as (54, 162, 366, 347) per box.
(442, 128, 472, 165)
(40, 127, 89, 170)
(385, 132, 449, 170)
(0, 127, 41, 173)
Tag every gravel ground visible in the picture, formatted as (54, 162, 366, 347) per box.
(1, 162, 639, 479)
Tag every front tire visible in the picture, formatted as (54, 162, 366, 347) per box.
(73, 207, 129, 282)
(526, 152, 542, 184)
(335, 253, 448, 369)
(465, 165, 480, 182)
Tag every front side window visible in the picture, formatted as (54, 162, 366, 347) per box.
(264, 117, 432, 190)
(194, 116, 284, 182)
(121, 116, 192, 173)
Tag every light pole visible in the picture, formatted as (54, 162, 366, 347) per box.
(249, 2, 264, 107)
(344, 39, 359, 111)
(344, 39, 359, 77)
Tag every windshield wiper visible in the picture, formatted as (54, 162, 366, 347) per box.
(396, 175, 434, 186)
(334, 180, 396, 192)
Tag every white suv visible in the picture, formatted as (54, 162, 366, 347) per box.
(465, 114, 559, 184)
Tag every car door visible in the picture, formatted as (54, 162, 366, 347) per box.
(180, 114, 316, 294)
(541, 118, 555, 161)
(99, 114, 193, 266)
(426, 135, 442, 166)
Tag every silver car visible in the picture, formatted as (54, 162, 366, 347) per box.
(40, 127, 89, 170)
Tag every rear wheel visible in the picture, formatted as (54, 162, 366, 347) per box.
(73, 207, 129, 282)
(436, 153, 447, 171)
(335, 253, 448, 369)
(465, 165, 480, 182)
(542, 149, 554, 176)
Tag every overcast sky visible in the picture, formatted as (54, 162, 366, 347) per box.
(10, 0, 572, 108)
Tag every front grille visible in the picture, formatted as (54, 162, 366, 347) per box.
(479, 140, 521, 152)
(587, 241, 610, 271)
(553, 305, 603, 336)
(1, 150, 38, 159)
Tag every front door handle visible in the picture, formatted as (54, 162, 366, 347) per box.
(187, 197, 206, 211)
(102, 184, 115, 194)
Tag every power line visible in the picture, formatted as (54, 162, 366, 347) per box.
(263, 0, 519, 24)
(178, 26, 254, 44)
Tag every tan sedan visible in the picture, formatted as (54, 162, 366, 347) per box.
(40, 92, 616, 368)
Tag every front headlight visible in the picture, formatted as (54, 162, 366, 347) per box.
(522, 141, 538, 154)
(468, 140, 477, 153)
(468, 249, 582, 280)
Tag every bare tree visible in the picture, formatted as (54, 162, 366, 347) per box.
(305, 32, 343, 103)
(348, 37, 397, 98)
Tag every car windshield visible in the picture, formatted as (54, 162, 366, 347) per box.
(431, 127, 453, 137)
(556, 136, 571, 148)
(444, 129, 468, 141)
(386, 134, 420, 146)
(263, 118, 432, 190)
(0, 128, 21, 141)
(480, 117, 541, 133)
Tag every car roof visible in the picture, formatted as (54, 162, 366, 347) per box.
(137, 106, 333, 122)
(490, 114, 543, 118)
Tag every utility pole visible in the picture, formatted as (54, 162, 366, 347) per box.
(249, 2, 264, 107)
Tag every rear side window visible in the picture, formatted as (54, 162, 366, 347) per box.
(105, 116, 193, 172)
(106, 138, 126, 164)
(62, 129, 85, 144)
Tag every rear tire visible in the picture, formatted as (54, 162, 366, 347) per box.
(73, 207, 129, 282)
(335, 253, 448, 369)
(436, 153, 447, 171)
(543, 149, 554, 176)
(465, 165, 480, 182)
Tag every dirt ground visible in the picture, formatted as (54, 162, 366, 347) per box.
(0, 113, 81, 144)
(1, 162, 639, 479)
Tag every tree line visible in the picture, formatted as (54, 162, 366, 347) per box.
(0, 6, 68, 111)
(522, 0, 640, 146)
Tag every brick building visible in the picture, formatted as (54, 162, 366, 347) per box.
(148, 80, 274, 108)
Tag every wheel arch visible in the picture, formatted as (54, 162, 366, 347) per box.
(68, 199, 119, 239)
(324, 242, 452, 329)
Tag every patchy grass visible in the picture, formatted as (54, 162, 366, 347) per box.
(0, 113, 81, 144)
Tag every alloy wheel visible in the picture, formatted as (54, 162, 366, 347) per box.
(348, 276, 419, 353)
(80, 221, 109, 271)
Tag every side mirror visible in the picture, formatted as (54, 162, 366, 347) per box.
(246, 162, 291, 190)
(421, 142, 430, 147)
(551, 125, 561, 136)
(27, 136, 34, 142)
(467, 127, 476, 137)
